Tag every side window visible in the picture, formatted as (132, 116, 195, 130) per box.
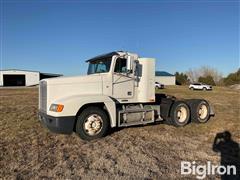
(114, 58, 127, 73)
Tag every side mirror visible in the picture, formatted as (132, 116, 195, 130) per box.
(126, 55, 132, 73)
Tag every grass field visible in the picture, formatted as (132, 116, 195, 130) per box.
(0, 86, 239, 179)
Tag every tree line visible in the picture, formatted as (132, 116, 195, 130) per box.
(175, 67, 240, 86)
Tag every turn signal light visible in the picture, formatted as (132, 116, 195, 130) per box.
(49, 104, 64, 112)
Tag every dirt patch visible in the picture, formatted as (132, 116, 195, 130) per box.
(0, 86, 239, 179)
(229, 84, 240, 90)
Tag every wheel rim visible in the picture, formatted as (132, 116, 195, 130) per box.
(83, 114, 103, 136)
(177, 107, 188, 123)
(198, 104, 208, 119)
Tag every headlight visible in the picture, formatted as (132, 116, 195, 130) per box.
(49, 104, 64, 112)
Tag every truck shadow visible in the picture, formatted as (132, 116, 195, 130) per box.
(212, 131, 240, 179)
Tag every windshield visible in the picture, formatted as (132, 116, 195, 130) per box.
(87, 57, 112, 75)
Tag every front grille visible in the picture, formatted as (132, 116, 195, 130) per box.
(39, 81, 47, 111)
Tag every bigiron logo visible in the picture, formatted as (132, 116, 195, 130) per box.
(181, 161, 237, 179)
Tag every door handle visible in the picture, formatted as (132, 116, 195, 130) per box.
(127, 91, 132, 96)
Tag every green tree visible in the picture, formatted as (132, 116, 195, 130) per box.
(175, 72, 189, 85)
(223, 69, 240, 86)
(198, 75, 216, 86)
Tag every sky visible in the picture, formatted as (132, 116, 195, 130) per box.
(1, 0, 239, 76)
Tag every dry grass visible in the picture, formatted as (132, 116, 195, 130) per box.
(0, 86, 239, 179)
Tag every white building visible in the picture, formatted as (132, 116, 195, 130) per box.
(155, 71, 176, 85)
(0, 69, 62, 86)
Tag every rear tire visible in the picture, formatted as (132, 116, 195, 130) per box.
(190, 87, 194, 91)
(187, 99, 210, 123)
(75, 107, 109, 140)
(168, 101, 190, 127)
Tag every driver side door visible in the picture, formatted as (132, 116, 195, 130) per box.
(112, 57, 134, 99)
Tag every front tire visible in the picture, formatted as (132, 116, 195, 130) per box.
(168, 101, 190, 127)
(76, 107, 109, 140)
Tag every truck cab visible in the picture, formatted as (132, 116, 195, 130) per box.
(39, 51, 214, 140)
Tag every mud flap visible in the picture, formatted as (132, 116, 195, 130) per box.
(209, 104, 215, 116)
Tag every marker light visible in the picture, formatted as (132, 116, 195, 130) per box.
(49, 104, 64, 112)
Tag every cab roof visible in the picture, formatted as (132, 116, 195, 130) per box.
(86, 51, 122, 62)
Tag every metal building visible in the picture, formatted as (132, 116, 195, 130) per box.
(0, 69, 62, 86)
(155, 71, 176, 85)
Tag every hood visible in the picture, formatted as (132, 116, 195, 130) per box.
(43, 73, 103, 86)
(42, 74, 106, 105)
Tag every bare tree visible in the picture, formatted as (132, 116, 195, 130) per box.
(199, 66, 223, 84)
(186, 68, 200, 83)
(186, 66, 222, 84)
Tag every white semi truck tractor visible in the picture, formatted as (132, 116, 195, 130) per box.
(39, 51, 214, 140)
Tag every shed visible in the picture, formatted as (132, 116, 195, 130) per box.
(155, 71, 176, 85)
(0, 69, 62, 86)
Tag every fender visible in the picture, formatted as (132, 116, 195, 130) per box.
(47, 94, 117, 127)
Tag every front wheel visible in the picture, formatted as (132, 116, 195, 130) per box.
(76, 107, 109, 140)
(168, 101, 190, 127)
